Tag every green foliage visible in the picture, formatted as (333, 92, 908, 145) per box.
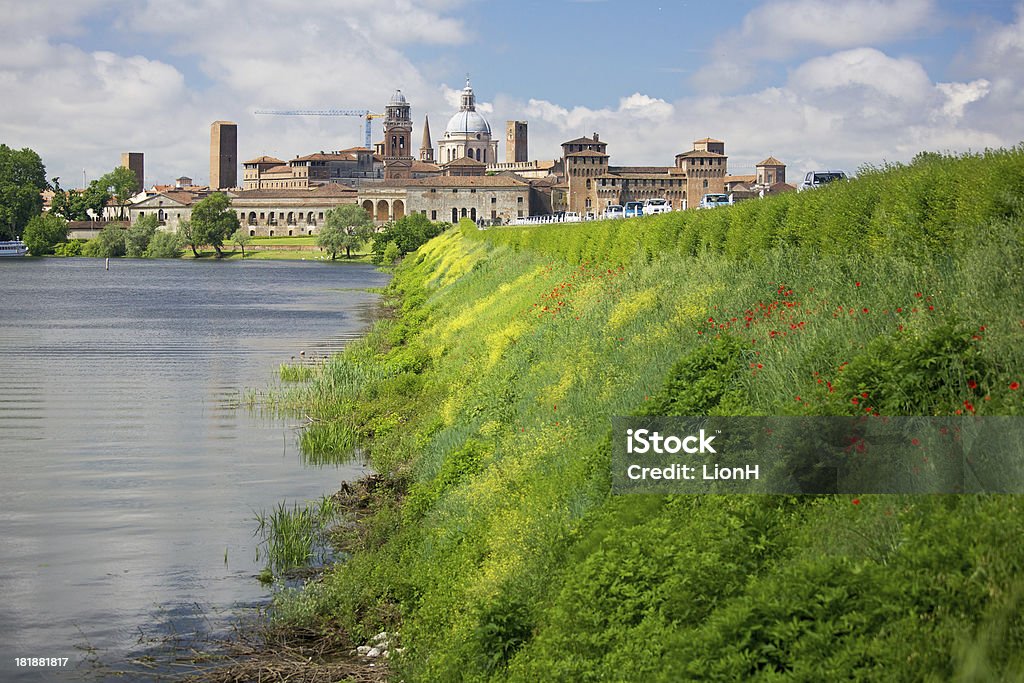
(21, 213, 67, 255)
(144, 229, 183, 258)
(98, 166, 139, 220)
(379, 240, 401, 265)
(319, 204, 373, 259)
(371, 213, 448, 258)
(0, 144, 47, 239)
(257, 148, 1024, 681)
(187, 192, 239, 257)
(231, 227, 252, 258)
(125, 214, 158, 257)
(50, 178, 111, 222)
(53, 239, 83, 257)
(83, 224, 127, 258)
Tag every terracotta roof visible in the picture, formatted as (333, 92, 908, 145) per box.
(444, 156, 487, 167)
(757, 156, 785, 167)
(339, 147, 374, 153)
(232, 185, 357, 199)
(725, 174, 757, 183)
(294, 152, 355, 162)
(244, 155, 284, 164)
(264, 165, 294, 174)
(694, 137, 724, 143)
(404, 175, 528, 188)
(566, 150, 609, 158)
(411, 160, 441, 173)
(609, 166, 672, 174)
(562, 136, 606, 146)
(765, 182, 797, 194)
(676, 150, 726, 159)
(161, 191, 201, 206)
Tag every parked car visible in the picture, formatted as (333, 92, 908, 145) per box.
(798, 170, 848, 191)
(698, 194, 731, 209)
(624, 201, 644, 218)
(604, 205, 624, 219)
(564, 212, 582, 223)
(643, 198, 672, 215)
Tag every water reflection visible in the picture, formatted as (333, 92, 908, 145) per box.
(0, 258, 388, 682)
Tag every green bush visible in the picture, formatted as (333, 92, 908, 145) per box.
(263, 147, 1024, 682)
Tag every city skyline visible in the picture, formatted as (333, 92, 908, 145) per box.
(1, 0, 1022, 187)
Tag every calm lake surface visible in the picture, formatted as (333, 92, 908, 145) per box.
(0, 257, 390, 682)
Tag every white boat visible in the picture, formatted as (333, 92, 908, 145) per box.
(0, 240, 28, 257)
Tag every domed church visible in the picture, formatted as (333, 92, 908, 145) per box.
(437, 79, 499, 165)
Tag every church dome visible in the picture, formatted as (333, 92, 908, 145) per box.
(389, 89, 407, 105)
(442, 78, 491, 137)
(444, 109, 491, 136)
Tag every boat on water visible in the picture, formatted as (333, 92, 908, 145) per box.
(0, 240, 29, 256)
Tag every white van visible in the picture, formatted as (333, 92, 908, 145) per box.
(604, 205, 624, 219)
(798, 170, 848, 191)
(644, 198, 672, 215)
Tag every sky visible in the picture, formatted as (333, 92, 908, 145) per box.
(1, 0, 1023, 188)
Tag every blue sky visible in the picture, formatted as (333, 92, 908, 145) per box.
(1, 0, 1022, 187)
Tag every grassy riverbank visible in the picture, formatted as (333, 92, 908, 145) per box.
(269, 148, 1024, 681)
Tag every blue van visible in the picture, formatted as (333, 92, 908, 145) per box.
(624, 201, 644, 218)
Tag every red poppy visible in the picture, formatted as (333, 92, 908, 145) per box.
(1011, 382, 1020, 391)
(968, 380, 978, 390)
(911, 438, 920, 446)
(852, 498, 861, 505)
(851, 397, 860, 405)
(855, 282, 861, 287)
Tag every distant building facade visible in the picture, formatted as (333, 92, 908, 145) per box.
(210, 121, 237, 190)
(121, 152, 144, 193)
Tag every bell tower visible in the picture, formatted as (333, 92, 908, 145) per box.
(384, 90, 413, 179)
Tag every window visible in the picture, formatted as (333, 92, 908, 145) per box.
(453, 188, 458, 194)
(491, 197, 496, 204)
(430, 188, 436, 193)
(431, 210, 437, 220)
(517, 196, 523, 203)
(471, 188, 476, 193)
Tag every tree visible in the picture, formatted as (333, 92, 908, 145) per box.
(144, 230, 183, 258)
(382, 240, 401, 265)
(231, 227, 252, 258)
(21, 213, 67, 255)
(82, 224, 126, 258)
(0, 144, 47, 239)
(51, 177, 110, 222)
(178, 219, 199, 257)
(371, 213, 447, 260)
(319, 204, 373, 259)
(126, 214, 158, 257)
(188, 192, 239, 257)
(98, 166, 139, 220)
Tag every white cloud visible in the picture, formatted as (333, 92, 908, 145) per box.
(694, 0, 937, 91)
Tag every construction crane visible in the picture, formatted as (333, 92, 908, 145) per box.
(253, 109, 384, 149)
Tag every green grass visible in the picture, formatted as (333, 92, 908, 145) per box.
(259, 148, 1024, 681)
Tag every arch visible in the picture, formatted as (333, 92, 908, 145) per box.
(452, 208, 458, 222)
(470, 208, 477, 221)
(248, 211, 257, 226)
(362, 200, 374, 217)
(461, 208, 467, 218)
(392, 199, 405, 220)
(287, 211, 294, 225)
(306, 211, 315, 225)
(288, 229, 293, 236)
(269, 229, 275, 236)
(376, 200, 390, 222)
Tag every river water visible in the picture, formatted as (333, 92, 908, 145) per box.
(0, 257, 389, 682)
